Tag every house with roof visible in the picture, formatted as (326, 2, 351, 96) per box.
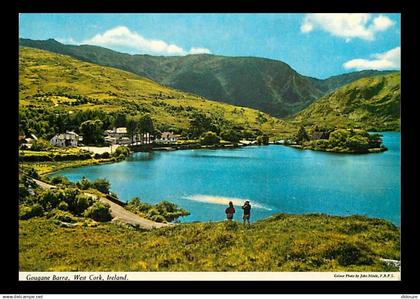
(50, 131, 82, 147)
(156, 132, 177, 143)
(104, 127, 129, 145)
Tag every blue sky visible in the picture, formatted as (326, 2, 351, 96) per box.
(19, 13, 400, 79)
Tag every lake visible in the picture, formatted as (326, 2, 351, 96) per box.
(51, 132, 401, 225)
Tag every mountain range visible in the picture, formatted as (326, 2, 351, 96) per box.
(19, 38, 396, 118)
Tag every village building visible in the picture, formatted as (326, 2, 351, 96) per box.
(156, 132, 177, 143)
(104, 127, 156, 145)
(104, 127, 129, 145)
(50, 131, 82, 147)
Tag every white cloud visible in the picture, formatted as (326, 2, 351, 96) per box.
(300, 13, 395, 41)
(189, 47, 211, 55)
(56, 37, 78, 45)
(343, 47, 400, 70)
(81, 26, 211, 56)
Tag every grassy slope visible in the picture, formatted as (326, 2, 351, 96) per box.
(19, 47, 296, 138)
(18, 39, 324, 117)
(291, 73, 400, 131)
(20, 214, 399, 272)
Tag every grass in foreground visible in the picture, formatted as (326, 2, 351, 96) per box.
(19, 213, 400, 272)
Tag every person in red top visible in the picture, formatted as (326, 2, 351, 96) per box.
(225, 201, 235, 221)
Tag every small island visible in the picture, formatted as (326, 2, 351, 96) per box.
(289, 126, 387, 154)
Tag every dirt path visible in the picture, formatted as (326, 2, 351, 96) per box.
(32, 178, 168, 230)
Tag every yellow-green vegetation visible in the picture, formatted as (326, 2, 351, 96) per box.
(19, 47, 296, 139)
(19, 145, 129, 175)
(19, 213, 399, 272)
(20, 159, 114, 176)
(292, 73, 400, 131)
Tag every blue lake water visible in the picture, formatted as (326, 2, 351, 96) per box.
(51, 132, 401, 225)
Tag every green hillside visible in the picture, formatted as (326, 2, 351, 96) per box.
(20, 38, 394, 118)
(19, 47, 296, 139)
(20, 213, 400, 271)
(291, 73, 400, 131)
(312, 70, 398, 92)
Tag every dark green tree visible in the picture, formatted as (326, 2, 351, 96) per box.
(113, 113, 127, 128)
(79, 119, 104, 145)
(221, 129, 241, 143)
(200, 131, 221, 145)
(126, 117, 138, 144)
(92, 178, 110, 194)
(188, 112, 217, 139)
(138, 114, 154, 144)
(295, 126, 310, 145)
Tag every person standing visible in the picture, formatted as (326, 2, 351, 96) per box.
(242, 201, 251, 225)
(225, 201, 235, 221)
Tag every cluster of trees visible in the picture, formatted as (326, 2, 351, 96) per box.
(187, 112, 270, 145)
(293, 125, 385, 153)
(126, 114, 156, 144)
(19, 179, 112, 222)
(126, 197, 190, 223)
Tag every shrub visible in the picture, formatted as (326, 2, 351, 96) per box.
(114, 146, 130, 157)
(149, 214, 167, 223)
(58, 201, 69, 211)
(47, 209, 78, 223)
(322, 241, 374, 266)
(74, 194, 93, 215)
(220, 129, 241, 143)
(62, 188, 80, 208)
(51, 176, 70, 186)
(30, 138, 52, 151)
(101, 152, 111, 159)
(38, 189, 63, 210)
(78, 177, 91, 190)
(200, 131, 220, 145)
(27, 168, 40, 179)
(83, 202, 112, 222)
(19, 204, 44, 220)
(92, 178, 110, 194)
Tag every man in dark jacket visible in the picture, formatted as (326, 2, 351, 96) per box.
(242, 201, 251, 225)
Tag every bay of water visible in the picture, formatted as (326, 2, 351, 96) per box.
(52, 132, 401, 225)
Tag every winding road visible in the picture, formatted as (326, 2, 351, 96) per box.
(31, 178, 168, 230)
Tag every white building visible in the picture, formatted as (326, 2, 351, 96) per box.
(156, 132, 177, 143)
(50, 131, 82, 147)
(104, 127, 129, 144)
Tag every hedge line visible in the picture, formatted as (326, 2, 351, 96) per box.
(19, 153, 92, 162)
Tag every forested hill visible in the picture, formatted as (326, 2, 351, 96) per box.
(19, 38, 395, 118)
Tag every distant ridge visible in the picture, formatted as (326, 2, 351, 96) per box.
(19, 38, 397, 118)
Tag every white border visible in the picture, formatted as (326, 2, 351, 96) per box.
(19, 271, 400, 281)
